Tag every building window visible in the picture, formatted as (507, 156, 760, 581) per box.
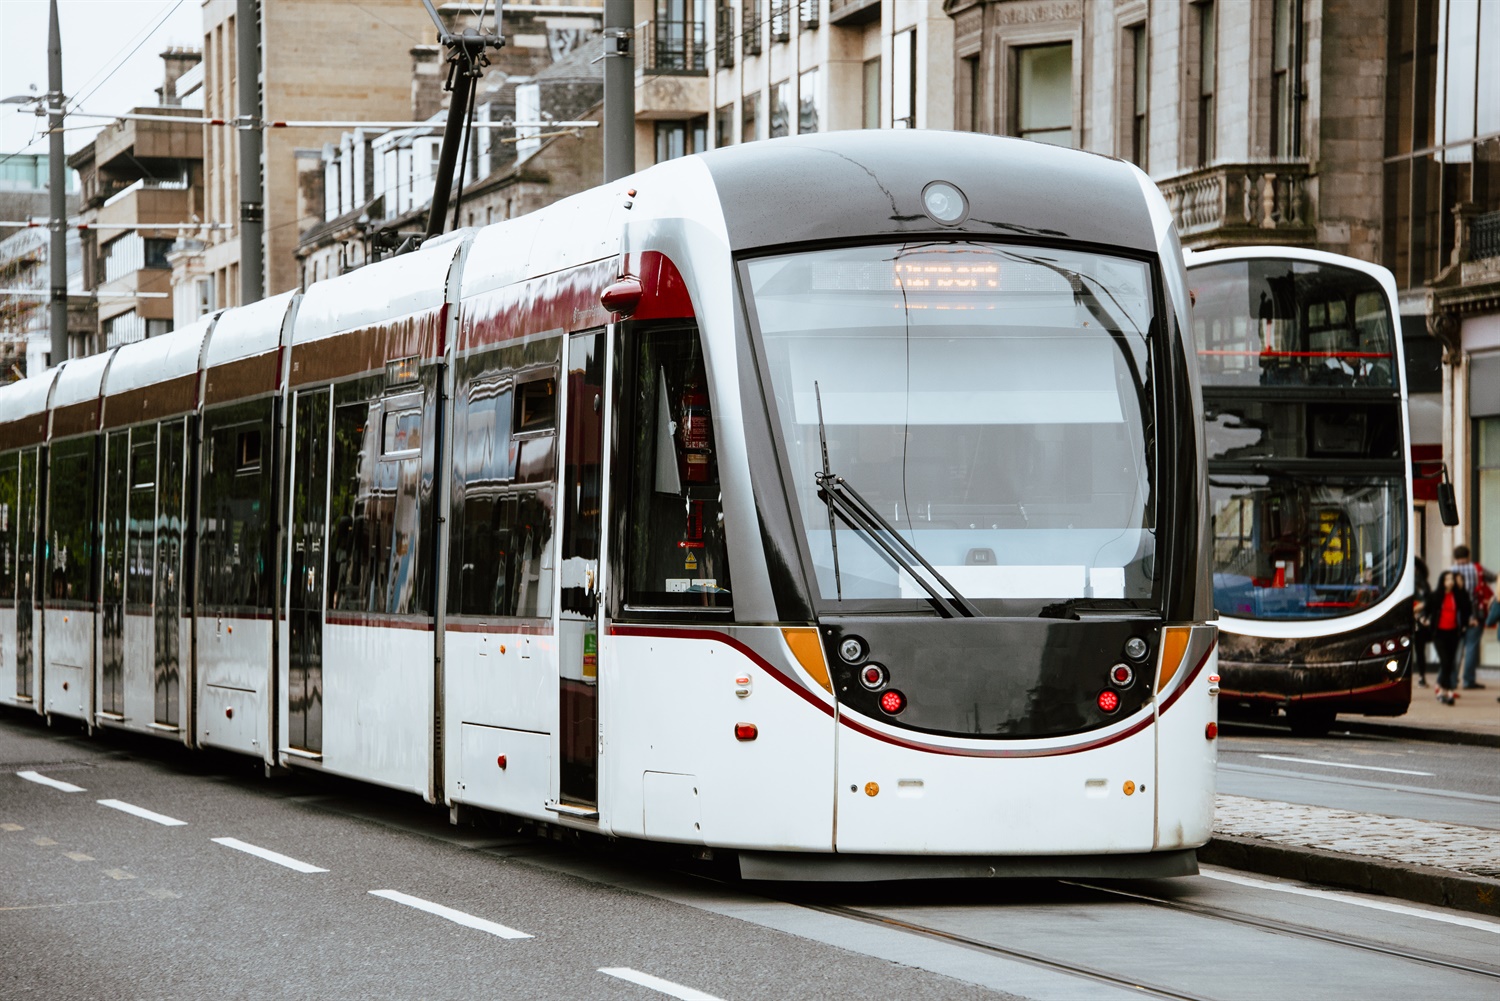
(1271, 0, 1303, 158)
(715, 103, 734, 148)
(743, 91, 761, 142)
(146, 318, 173, 339)
(652, 0, 706, 73)
(958, 54, 981, 132)
(1016, 43, 1072, 146)
(1383, 0, 1440, 289)
(655, 117, 708, 162)
(143, 237, 173, 270)
(799, 68, 819, 133)
(1125, 24, 1148, 167)
(105, 310, 144, 348)
(742, 2, 762, 56)
(892, 28, 917, 129)
(1479, 415, 1500, 576)
(863, 57, 882, 130)
(196, 278, 214, 316)
(715, 0, 734, 68)
(799, 0, 819, 30)
(1196, 1, 1217, 166)
(769, 80, 790, 138)
(771, 0, 791, 43)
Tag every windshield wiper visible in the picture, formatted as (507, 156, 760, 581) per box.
(813, 383, 981, 619)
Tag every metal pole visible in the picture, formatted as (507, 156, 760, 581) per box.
(237, 0, 264, 303)
(424, 67, 475, 241)
(603, 0, 635, 182)
(47, 0, 67, 365)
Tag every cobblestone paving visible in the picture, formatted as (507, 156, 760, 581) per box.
(1214, 794, 1500, 878)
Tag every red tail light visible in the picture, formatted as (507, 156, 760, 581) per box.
(1205, 722, 1218, 740)
(879, 690, 906, 715)
(734, 723, 758, 741)
(1098, 689, 1120, 713)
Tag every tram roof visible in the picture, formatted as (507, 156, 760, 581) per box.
(295, 231, 469, 344)
(103, 312, 216, 402)
(205, 289, 296, 372)
(0, 366, 60, 424)
(49, 350, 113, 412)
(694, 130, 1162, 256)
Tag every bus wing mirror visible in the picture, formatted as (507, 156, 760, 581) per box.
(1438, 482, 1460, 527)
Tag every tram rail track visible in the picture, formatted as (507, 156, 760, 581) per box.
(1063, 879, 1500, 981)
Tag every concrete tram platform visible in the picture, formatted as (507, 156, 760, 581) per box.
(1203, 795, 1500, 919)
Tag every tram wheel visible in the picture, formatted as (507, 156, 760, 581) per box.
(1285, 707, 1336, 737)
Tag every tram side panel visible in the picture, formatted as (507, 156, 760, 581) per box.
(196, 395, 278, 758)
(1152, 626, 1219, 851)
(42, 433, 97, 722)
(443, 303, 564, 821)
(280, 311, 442, 797)
(0, 450, 26, 709)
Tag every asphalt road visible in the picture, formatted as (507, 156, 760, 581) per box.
(1217, 725, 1500, 829)
(3, 708, 1498, 1001)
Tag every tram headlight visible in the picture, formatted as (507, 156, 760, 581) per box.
(839, 636, 867, 664)
(1386, 659, 1400, 673)
(921, 180, 969, 225)
(1124, 637, 1149, 662)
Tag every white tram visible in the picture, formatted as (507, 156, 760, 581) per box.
(0, 132, 1218, 879)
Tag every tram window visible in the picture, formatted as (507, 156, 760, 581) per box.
(515, 376, 556, 435)
(47, 438, 98, 605)
(621, 325, 732, 611)
(329, 396, 376, 612)
(382, 408, 421, 454)
(127, 430, 157, 610)
(200, 403, 274, 613)
(236, 429, 261, 472)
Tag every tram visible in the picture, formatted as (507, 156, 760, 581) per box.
(0, 131, 1217, 878)
(1186, 247, 1414, 735)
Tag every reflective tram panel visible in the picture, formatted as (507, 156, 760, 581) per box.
(280, 233, 468, 797)
(95, 314, 216, 740)
(43, 351, 114, 723)
(197, 291, 297, 761)
(0, 369, 59, 713)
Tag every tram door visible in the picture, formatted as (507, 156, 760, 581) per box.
(154, 419, 186, 727)
(558, 330, 607, 808)
(100, 430, 128, 716)
(15, 447, 38, 701)
(287, 389, 330, 753)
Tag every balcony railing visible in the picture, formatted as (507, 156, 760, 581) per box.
(641, 17, 706, 74)
(829, 0, 881, 25)
(1158, 160, 1313, 245)
(1474, 210, 1500, 261)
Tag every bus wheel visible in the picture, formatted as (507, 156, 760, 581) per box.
(1286, 707, 1336, 737)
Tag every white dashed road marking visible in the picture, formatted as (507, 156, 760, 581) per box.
(1255, 754, 1435, 777)
(597, 968, 724, 1000)
(1201, 870, 1500, 933)
(369, 889, 533, 940)
(97, 799, 187, 826)
(17, 770, 85, 792)
(211, 837, 327, 873)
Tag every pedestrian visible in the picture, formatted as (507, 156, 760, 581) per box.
(1412, 557, 1432, 687)
(1444, 544, 1494, 690)
(1424, 570, 1471, 705)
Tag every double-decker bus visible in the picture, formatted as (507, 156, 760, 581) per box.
(1187, 247, 1416, 735)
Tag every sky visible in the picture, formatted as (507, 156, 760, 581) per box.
(0, 0, 204, 157)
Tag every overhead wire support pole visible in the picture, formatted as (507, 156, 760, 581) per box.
(602, 0, 635, 183)
(237, 0, 264, 304)
(419, 0, 502, 244)
(47, 0, 67, 365)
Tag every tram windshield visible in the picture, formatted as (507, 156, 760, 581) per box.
(744, 241, 1158, 606)
(1210, 473, 1404, 620)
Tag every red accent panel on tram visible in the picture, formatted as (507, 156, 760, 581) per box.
(621, 250, 695, 321)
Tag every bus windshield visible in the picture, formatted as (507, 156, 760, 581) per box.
(1191, 256, 1406, 621)
(1191, 258, 1395, 389)
(744, 241, 1158, 607)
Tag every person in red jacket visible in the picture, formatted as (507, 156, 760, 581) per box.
(1424, 570, 1471, 706)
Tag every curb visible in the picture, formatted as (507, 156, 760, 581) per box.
(1335, 720, 1500, 749)
(1201, 835, 1500, 919)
